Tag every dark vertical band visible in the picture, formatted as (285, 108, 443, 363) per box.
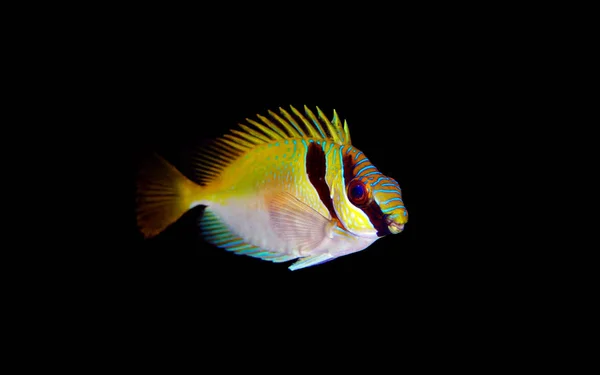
(306, 142, 337, 221)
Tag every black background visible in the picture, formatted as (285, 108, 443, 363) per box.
(103, 33, 532, 323)
(117, 56, 440, 305)
(127, 87, 423, 286)
(20, 9, 572, 367)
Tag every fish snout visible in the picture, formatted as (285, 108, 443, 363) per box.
(385, 212, 407, 234)
(387, 221, 405, 234)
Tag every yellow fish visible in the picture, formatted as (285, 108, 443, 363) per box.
(136, 105, 408, 270)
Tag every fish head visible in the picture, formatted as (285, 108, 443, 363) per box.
(333, 149, 408, 238)
(340, 174, 407, 237)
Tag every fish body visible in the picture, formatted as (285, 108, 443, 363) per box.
(136, 105, 408, 270)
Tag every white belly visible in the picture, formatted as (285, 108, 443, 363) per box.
(206, 196, 301, 256)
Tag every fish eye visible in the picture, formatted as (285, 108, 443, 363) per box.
(347, 179, 371, 206)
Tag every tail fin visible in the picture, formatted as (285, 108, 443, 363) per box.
(136, 153, 202, 238)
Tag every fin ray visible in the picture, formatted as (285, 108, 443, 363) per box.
(289, 254, 334, 271)
(223, 134, 255, 148)
(256, 114, 288, 139)
(266, 191, 330, 253)
(290, 105, 321, 139)
(186, 105, 352, 184)
(303, 105, 327, 139)
(247, 118, 283, 140)
(230, 129, 264, 144)
(238, 123, 272, 143)
(199, 209, 297, 263)
(343, 119, 352, 145)
(278, 107, 307, 137)
(267, 110, 301, 138)
(136, 153, 202, 238)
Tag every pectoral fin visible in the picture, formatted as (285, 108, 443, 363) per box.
(266, 191, 331, 254)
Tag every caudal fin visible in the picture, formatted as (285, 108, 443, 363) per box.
(136, 153, 202, 238)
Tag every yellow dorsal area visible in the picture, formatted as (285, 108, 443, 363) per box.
(192, 105, 352, 185)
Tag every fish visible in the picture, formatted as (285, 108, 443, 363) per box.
(136, 105, 408, 270)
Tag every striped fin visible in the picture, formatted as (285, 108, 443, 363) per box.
(199, 209, 296, 263)
(267, 110, 302, 138)
(190, 105, 352, 184)
(282, 105, 351, 144)
(317, 107, 342, 144)
(289, 105, 321, 138)
(298, 106, 327, 139)
(343, 119, 352, 145)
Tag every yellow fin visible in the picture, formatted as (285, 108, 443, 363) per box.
(187, 140, 244, 184)
(278, 107, 307, 137)
(290, 105, 321, 139)
(268, 109, 301, 138)
(317, 106, 341, 144)
(190, 105, 353, 184)
(238, 105, 352, 145)
(136, 153, 202, 238)
(303, 105, 328, 139)
(256, 114, 288, 139)
(343, 119, 352, 145)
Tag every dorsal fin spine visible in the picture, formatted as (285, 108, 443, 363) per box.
(256, 114, 288, 139)
(290, 105, 320, 139)
(230, 129, 263, 145)
(316, 106, 342, 143)
(246, 118, 283, 140)
(303, 106, 327, 139)
(190, 105, 352, 185)
(278, 107, 306, 137)
(201, 146, 235, 163)
(332, 110, 342, 130)
(238, 124, 271, 143)
(223, 134, 254, 148)
(208, 141, 242, 158)
(343, 119, 352, 145)
(268, 110, 301, 138)
(217, 138, 248, 152)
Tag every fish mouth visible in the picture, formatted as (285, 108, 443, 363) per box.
(386, 219, 405, 234)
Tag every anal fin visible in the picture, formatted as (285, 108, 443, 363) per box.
(199, 209, 295, 263)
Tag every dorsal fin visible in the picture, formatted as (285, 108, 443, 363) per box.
(190, 105, 352, 184)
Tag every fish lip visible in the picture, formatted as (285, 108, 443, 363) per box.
(386, 217, 405, 234)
